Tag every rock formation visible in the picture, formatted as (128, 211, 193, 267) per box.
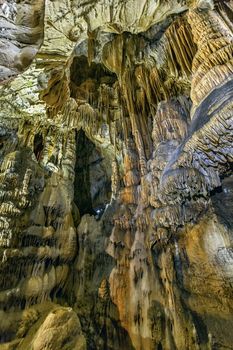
(0, 0, 233, 349)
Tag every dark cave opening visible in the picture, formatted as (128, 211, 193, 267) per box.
(33, 133, 44, 161)
(0, 137, 5, 150)
(0, 331, 16, 344)
(70, 55, 116, 104)
(157, 343, 163, 350)
(70, 55, 115, 86)
(74, 129, 112, 217)
(211, 174, 233, 228)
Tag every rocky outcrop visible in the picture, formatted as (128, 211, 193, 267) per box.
(0, 0, 44, 83)
(0, 0, 233, 349)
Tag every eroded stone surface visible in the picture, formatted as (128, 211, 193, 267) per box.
(0, 0, 233, 349)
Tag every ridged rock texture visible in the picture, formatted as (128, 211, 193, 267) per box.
(0, 0, 233, 349)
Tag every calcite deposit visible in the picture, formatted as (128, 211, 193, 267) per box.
(0, 0, 233, 349)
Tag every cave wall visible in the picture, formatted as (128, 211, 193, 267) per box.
(0, 0, 233, 349)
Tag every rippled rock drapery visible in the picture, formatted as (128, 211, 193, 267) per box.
(0, 0, 233, 349)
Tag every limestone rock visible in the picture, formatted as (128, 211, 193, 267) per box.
(0, 0, 233, 349)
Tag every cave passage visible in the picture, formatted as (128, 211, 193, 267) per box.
(74, 129, 112, 217)
(33, 133, 44, 161)
(70, 55, 117, 103)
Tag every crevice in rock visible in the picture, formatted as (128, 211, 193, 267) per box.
(74, 129, 111, 217)
(211, 175, 233, 228)
(33, 133, 44, 161)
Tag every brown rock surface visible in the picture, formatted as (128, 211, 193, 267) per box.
(0, 0, 233, 349)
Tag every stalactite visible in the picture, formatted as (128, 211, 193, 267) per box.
(188, 7, 233, 106)
(1, 2, 233, 350)
(87, 30, 96, 66)
(121, 71, 148, 176)
(165, 18, 196, 77)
